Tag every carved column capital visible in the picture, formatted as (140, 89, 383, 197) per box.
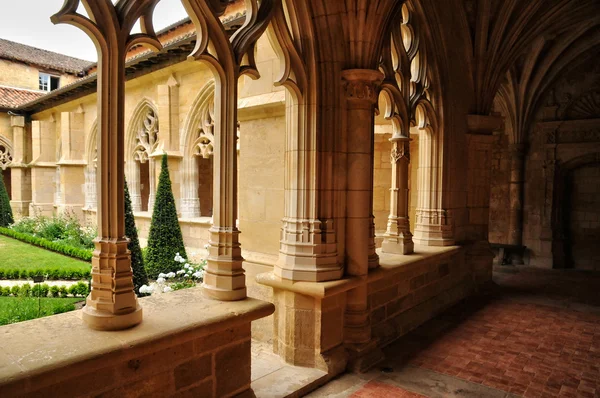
(390, 139, 410, 164)
(341, 69, 384, 104)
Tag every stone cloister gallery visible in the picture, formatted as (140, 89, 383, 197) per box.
(0, 0, 599, 397)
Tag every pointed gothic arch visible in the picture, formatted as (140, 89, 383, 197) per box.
(0, 136, 13, 200)
(84, 120, 98, 210)
(126, 98, 160, 212)
(180, 80, 216, 218)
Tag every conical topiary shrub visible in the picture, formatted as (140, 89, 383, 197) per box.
(0, 171, 13, 227)
(145, 154, 187, 278)
(125, 177, 149, 295)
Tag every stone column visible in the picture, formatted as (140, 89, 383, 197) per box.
(508, 143, 527, 264)
(382, 135, 414, 254)
(128, 161, 142, 212)
(84, 166, 97, 210)
(57, 111, 86, 219)
(274, 90, 341, 282)
(181, 0, 278, 301)
(29, 119, 56, 216)
(342, 69, 383, 275)
(52, 0, 163, 330)
(157, 76, 183, 214)
(413, 129, 454, 246)
(9, 116, 31, 217)
(464, 114, 503, 284)
(341, 69, 384, 372)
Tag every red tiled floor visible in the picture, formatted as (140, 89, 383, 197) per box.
(351, 381, 426, 397)
(392, 269, 600, 397)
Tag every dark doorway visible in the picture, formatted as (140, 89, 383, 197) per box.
(197, 157, 213, 217)
(140, 161, 150, 212)
(567, 164, 600, 271)
(2, 168, 11, 199)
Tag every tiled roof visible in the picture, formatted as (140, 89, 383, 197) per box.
(0, 85, 44, 109)
(0, 38, 93, 74)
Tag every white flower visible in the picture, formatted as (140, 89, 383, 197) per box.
(166, 272, 176, 279)
(139, 285, 154, 294)
(184, 264, 190, 269)
(163, 286, 173, 293)
(192, 270, 204, 279)
(158, 273, 166, 278)
(177, 270, 186, 275)
(156, 277, 165, 284)
(179, 258, 186, 264)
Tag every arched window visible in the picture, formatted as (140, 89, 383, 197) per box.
(84, 122, 98, 211)
(126, 101, 160, 213)
(181, 82, 216, 219)
(0, 142, 12, 199)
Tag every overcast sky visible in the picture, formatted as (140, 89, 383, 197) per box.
(0, 0, 189, 62)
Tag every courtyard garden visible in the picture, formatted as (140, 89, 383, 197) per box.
(0, 155, 205, 326)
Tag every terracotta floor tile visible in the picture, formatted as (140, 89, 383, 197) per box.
(351, 381, 426, 398)
(391, 269, 600, 396)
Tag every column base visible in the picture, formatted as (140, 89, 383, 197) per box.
(202, 283, 247, 301)
(274, 262, 343, 282)
(81, 303, 143, 331)
(10, 201, 31, 218)
(381, 237, 414, 255)
(413, 223, 455, 247)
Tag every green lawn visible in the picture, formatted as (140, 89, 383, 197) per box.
(0, 297, 84, 326)
(0, 235, 91, 278)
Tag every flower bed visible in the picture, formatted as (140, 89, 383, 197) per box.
(139, 252, 206, 295)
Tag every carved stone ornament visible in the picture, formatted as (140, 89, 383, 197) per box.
(192, 101, 215, 159)
(390, 144, 409, 163)
(343, 80, 380, 102)
(0, 145, 12, 170)
(133, 109, 158, 163)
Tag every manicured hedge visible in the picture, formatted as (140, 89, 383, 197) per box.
(0, 227, 93, 263)
(0, 268, 90, 280)
(0, 282, 88, 298)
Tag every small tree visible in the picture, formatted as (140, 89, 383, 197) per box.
(0, 171, 13, 227)
(124, 177, 149, 295)
(145, 154, 187, 278)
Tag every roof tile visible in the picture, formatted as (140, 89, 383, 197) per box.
(0, 38, 93, 74)
(0, 86, 45, 109)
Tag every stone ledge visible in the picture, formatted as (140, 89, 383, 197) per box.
(374, 245, 463, 282)
(0, 287, 274, 393)
(256, 272, 363, 299)
(256, 246, 463, 299)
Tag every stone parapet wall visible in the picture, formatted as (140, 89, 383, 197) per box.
(257, 246, 474, 375)
(368, 247, 472, 348)
(0, 289, 273, 398)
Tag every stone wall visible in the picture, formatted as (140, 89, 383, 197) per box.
(368, 247, 472, 348)
(0, 59, 80, 91)
(0, 290, 274, 398)
(568, 164, 600, 270)
(488, 132, 510, 244)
